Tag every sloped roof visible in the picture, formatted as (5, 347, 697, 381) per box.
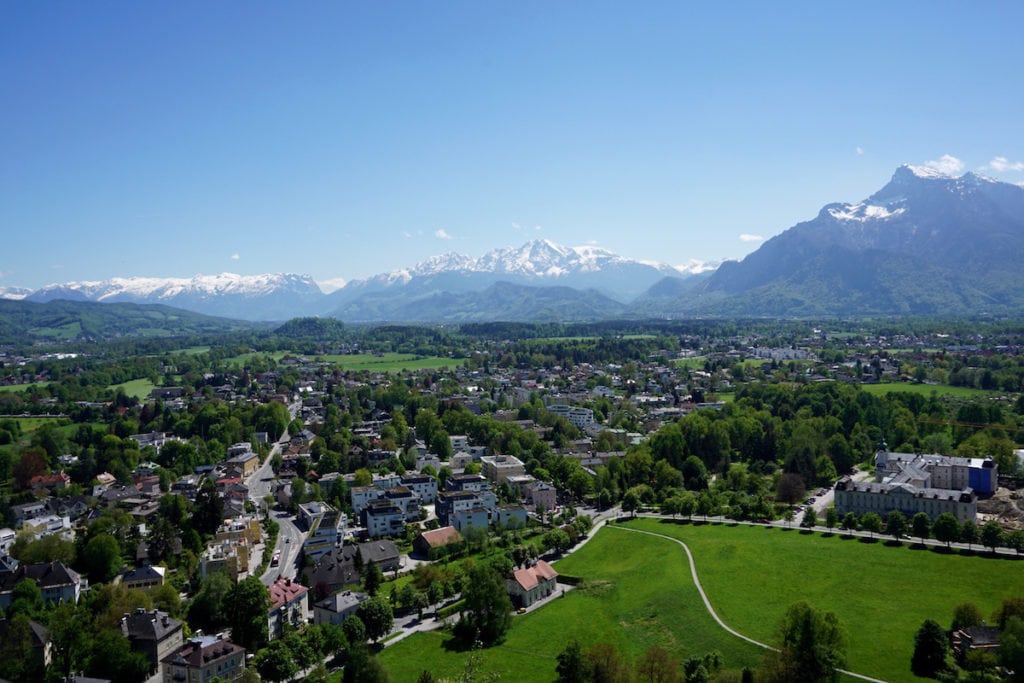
(121, 608, 181, 642)
(511, 560, 558, 592)
(418, 526, 463, 548)
(269, 577, 308, 611)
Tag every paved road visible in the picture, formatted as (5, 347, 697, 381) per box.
(242, 401, 308, 585)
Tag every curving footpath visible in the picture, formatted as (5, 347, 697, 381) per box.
(609, 525, 888, 683)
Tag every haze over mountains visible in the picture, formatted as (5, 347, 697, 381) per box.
(6, 166, 1024, 324)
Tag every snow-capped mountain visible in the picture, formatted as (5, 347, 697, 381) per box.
(14, 240, 706, 323)
(0, 286, 31, 300)
(671, 164, 1024, 315)
(27, 273, 324, 321)
(327, 239, 688, 316)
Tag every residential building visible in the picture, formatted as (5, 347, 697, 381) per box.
(364, 499, 405, 538)
(121, 608, 184, 673)
(302, 505, 345, 561)
(413, 526, 463, 558)
(120, 565, 166, 592)
(0, 617, 51, 672)
(451, 507, 490, 534)
(161, 635, 246, 683)
(304, 545, 362, 594)
(0, 561, 81, 609)
(480, 454, 526, 484)
(384, 485, 422, 521)
(200, 538, 255, 582)
(506, 560, 558, 608)
(214, 516, 263, 547)
(523, 480, 558, 512)
(29, 471, 71, 492)
(358, 540, 401, 572)
(313, 590, 369, 626)
(546, 404, 595, 430)
(268, 577, 309, 638)
(225, 451, 259, 478)
(350, 486, 385, 517)
(400, 473, 438, 504)
(0, 527, 15, 553)
(494, 505, 529, 529)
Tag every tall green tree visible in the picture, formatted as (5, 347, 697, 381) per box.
(458, 564, 513, 646)
(910, 619, 948, 677)
(999, 616, 1024, 681)
(911, 513, 931, 546)
(980, 520, 1004, 553)
(48, 599, 93, 679)
(0, 614, 43, 683)
(225, 576, 270, 651)
(959, 521, 978, 551)
(363, 559, 383, 596)
(635, 644, 682, 683)
(556, 640, 588, 683)
(254, 640, 298, 683)
(933, 513, 960, 549)
(762, 601, 845, 683)
(357, 596, 394, 644)
(82, 533, 123, 583)
(885, 510, 907, 542)
(187, 571, 232, 631)
(859, 512, 882, 540)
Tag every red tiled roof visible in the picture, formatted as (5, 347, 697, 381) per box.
(269, 577, 308, 611)
(419, 526, 463, 548)
(512, 560, 558, 592)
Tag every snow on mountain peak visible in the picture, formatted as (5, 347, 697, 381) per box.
(901, 163, 954, 179)
(827, 202, 906, 222)
(34, 272, 322, 300)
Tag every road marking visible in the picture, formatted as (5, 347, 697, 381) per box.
(610, 525, 888, 683)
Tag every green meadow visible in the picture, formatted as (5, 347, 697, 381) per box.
(378, 527, 765, 682)
(319, 353, 462, 372)
(858, 382, 998, 399)
(623, 518, 1022, 682)
(108, 378, 156, 400)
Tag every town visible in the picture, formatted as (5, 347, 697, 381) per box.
(1, 319, 1023, 682)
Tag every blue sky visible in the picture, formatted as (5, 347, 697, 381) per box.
(3, 2, 1024, 291)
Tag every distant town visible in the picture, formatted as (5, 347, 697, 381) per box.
(1, 318, 1022, 682)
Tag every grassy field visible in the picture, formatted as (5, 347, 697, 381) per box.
(5, 417, 72, 435)
(0, 382, 51, 393)
(169, 345, 211, 355)
(858, 382, 997, 399)
(623, 518, 1023, 682)
(319, 353, 463, 372)
(378, 527, 766, 682)
(674, 356, 707, 370)
(108, 378, 156, 400)
(224, 350, 289, 367)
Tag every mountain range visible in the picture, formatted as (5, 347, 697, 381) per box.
(4, 165, 1024, 324)
(10, 241, 701, 322)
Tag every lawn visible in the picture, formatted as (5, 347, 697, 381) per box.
(622, 518, 1023, 682)
(858, 382, 997, 399)
(318, 353, 463, 372)
(108, 378, 156, 400)
(378, 527, 766, 682)
(0, 382, 50, 393)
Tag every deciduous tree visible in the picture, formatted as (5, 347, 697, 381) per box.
(225, 576, 270, 651)
(911, 619, 948, 677)
(933, 513, 960, 549)
(762, 601, 845, 683)
(458, 564, 512, 646)
(357, 596, 394, 644)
